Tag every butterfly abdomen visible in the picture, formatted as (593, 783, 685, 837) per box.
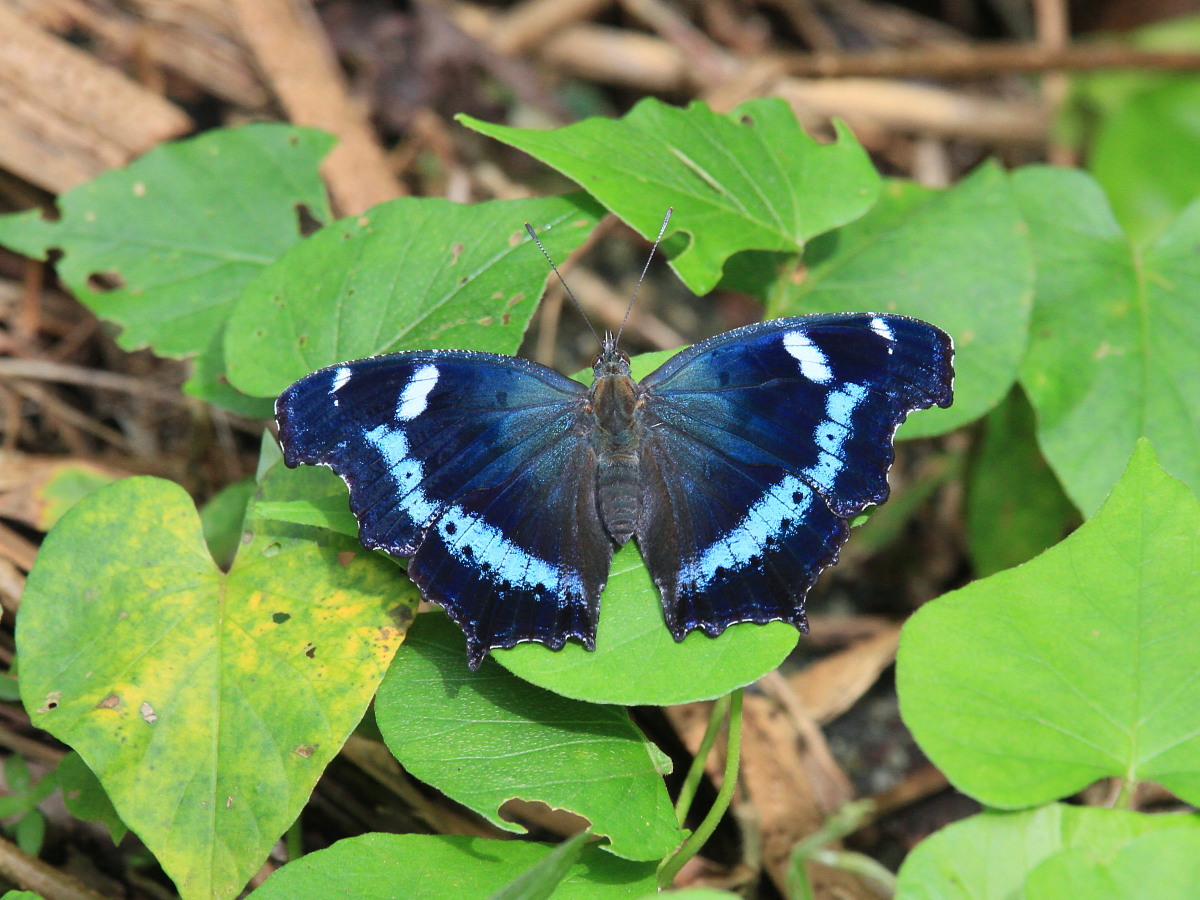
(589, 355, 644, 546)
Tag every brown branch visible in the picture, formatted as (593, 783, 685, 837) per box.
(0, 833, 109, 900)
(227, 0, 403, 215)
(783, 42, 1200, 80)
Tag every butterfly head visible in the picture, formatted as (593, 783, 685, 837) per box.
(593, 333, 631, 378)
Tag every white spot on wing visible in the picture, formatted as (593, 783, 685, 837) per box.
(330, 366, 351, 406)
(783, 331, 832, 383)
(397, 364, 439, 421)
(869, 317, 894, 341)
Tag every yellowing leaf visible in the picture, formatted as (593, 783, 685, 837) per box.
(18, 475, 415, 899)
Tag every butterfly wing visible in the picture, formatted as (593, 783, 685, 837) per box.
(276, 351, 612, 668)
(636, 313, 954, 639)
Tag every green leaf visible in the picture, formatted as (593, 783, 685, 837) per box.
(489, 830, 589, 900)
(17, 473, 414, 899)
(894, 804, 1200, 900)
(898, 440, 1200, 809)
(58, 751, 127, 844)
(252, 497, 360, 538)
(376, 612, 684, 862)
(0, 673, 20, 703)
(29, 461, 119, 531)
(1014, 166, 1200, 516)
(224, 193, 604, 398)
(0, 124, 332, 368)
(966, 387, 1079, 576)
(496, 544, 798, 705)
(14, 811, 45, 855)
(1, 891, 45, 899)
(1089, 80, 1200, 245)
(766, 163, 1033, 438)
(5, 754, 32, 794)
(462, 98, 880, 294)
(1025, 827, 1200, 899)
(199, 478, 255, 571)
(253, 833, 657, 899)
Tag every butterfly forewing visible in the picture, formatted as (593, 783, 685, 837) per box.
(276, 351, 611, 667)
(636, 313, 953, 638)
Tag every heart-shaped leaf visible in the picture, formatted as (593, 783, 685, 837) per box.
(18, 467, 414, 899)
(898, 440, 1200, 809)
(225, 193, 603, 398)
(376, 612, 684, 862)
(461, 98, 880, 294)
(1013, 167, 1200, 516)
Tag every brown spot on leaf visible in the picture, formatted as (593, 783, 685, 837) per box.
(87, 271, 125, 292)
(507, 294, 524, 307)
(97, 693, 121, 709)
(38, 691, 61, 714)
(477, 316, 493, 326)
(389, 604, 415, 627)
(337, 550, 356, 567)
(304, 643, 316, 658)
(295, 744, 315, 758)
(502, 313, 511, 326)
(140, 702, 158, 724)
(451, 242, 464, 264)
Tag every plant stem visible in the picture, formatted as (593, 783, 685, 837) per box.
(658, 688, 743, 889)
(812, 848, 898, 895)
(673, 693, 732, 826)
(1112, 776, 1138, 810)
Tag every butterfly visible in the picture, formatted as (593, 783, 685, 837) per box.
(276, 304, 953, 669)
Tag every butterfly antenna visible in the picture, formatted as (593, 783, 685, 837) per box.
(524, 222, 602, 347)
(615, 207, 673, 347)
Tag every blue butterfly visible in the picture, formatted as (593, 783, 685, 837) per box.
(276, 309, 953, 669)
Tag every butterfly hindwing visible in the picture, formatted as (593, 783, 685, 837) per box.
(636, 313, 953, 638)
(276, 351, 611, 667)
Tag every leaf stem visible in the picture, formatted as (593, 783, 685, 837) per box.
(1112, 776, 1138, 810)
(673, 693, 732, 826)
(812, 848, 898, 895)
(658, 688, 743, 889)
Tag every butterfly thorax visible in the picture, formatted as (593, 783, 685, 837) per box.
(589, 344, 643, 546)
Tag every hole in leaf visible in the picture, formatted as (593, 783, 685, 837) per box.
(295, 203, 323, 236)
